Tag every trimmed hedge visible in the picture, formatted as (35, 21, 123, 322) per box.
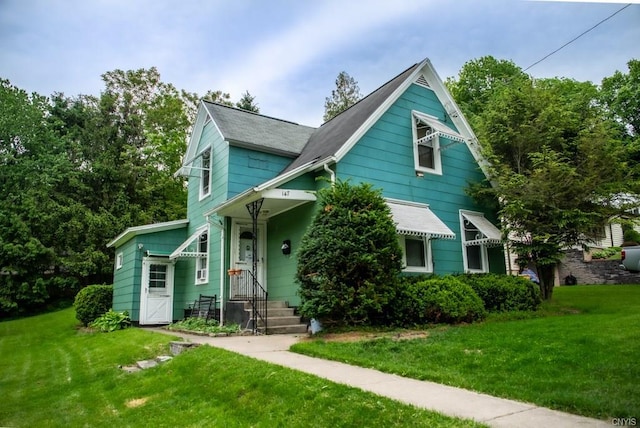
(74, 284, 113, 326)
(390, 276, 486, 326)
(458, 273, 541, 312)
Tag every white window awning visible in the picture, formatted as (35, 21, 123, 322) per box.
(414, 112, 468, 147)
(387, 199, 456, 240)
(169, 225, 208, 260)
(461, 211, 502, 247)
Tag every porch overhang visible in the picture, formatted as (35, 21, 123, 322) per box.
(205, 188, 316, 220)
(387, 199, 456, 240)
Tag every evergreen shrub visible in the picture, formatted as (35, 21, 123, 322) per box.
(296, 180, 403, 326)
(74, 284, 113, 326)
(459, 273, 541, 312)
(390, 276, 486, 325)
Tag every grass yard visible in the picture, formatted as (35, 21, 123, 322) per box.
(291, 285, 640, 420)
(0, 308, 483, 427)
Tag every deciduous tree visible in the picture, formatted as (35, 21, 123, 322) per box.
(451, 57, 631, 300)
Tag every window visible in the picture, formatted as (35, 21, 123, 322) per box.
(459, 210, 502, 273)
(199, 148, 211, 199)
(196, 232, 208, 284)
(399, 235, 432, 273)
(116, 252, 123, 270)
(149, 264, 168, 291)
(412, 112, 442, 175)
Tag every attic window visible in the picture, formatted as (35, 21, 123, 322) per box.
(412, 113, 442, 175)
(415, 74, 431, 89)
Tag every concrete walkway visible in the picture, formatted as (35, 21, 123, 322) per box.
(150, 329, 610, 428)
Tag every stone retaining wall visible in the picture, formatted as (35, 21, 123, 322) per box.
(557, 249, 640, 285)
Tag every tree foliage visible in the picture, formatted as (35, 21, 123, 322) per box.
(235, 90, 260, 113)
(323, 71, 362, 122)
(295, 180, 402, 326)
(450, 56, 633, 300)
(0, 69, 258, 317)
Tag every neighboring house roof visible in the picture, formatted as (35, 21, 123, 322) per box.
(203, 102, 315, 156)
(106, 219, 189, 248)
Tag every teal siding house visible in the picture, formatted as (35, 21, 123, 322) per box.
(107, 58, 505, 327)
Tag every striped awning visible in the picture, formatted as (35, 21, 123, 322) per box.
(169, 225, 208, 259)
(387, 200, 456, 240)
(415, 114, 467, 145)
(461, 211, 502, 247)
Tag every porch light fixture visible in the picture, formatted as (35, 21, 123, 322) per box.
(281, 240, 291, 255)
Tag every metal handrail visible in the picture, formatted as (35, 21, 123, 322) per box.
(230, 270, 267, 334)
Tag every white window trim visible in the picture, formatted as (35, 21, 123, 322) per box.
(116, 252, 124, 270)
(195, 229, 209, 284)
(412, 111, 442, 176)
(399, 235, 433, 273)
(459, 211, 489, 273)
(199, 146, 212, 201)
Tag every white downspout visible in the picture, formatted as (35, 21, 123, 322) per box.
(323, 163, 335, 184)
(208, 217, 226, 326)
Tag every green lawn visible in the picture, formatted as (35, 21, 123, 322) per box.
(291, 285, 640, 420)
(0, 308, 482, 427)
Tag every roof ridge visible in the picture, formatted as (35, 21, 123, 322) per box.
(202, 100, 314, 128)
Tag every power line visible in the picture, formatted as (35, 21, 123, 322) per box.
(523, 3, 633, 73)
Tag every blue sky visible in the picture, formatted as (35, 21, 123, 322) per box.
(1, 0, 638, 127)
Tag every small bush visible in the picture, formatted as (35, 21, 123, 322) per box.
(591, 247, 621, 260)
(90, 309, 130, 332)
(390, 276, 486, 325)
(74, 284, 113, 326)
(459, 273, 541, 312)
(623, 229, 640, 245)
(168, 318, 241, 334)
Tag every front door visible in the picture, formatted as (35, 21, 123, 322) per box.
(230, 222, 266, 296)
(139, 258, 174, 325)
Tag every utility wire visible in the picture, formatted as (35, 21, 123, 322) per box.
(523, 3, 633, 73)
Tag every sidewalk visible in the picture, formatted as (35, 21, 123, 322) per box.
(151, 329, 610, 428)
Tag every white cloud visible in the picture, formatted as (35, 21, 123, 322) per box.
(212, 1, 422, 98)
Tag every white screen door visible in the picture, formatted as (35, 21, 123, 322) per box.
(140, 258, 174, 325)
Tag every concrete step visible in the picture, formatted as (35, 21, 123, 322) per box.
(239, 300, 290, 310)
(259, 307, 295, 317)
(263, 324, 308, 334)
(254, 315, 303, 327)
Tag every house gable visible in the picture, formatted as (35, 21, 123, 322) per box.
(332, 77, 498, 274)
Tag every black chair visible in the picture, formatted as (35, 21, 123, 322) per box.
(189, 294, 217, 322)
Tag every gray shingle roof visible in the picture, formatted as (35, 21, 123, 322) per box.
(203, 102, 316, 156)
(281, 62, 420, 173)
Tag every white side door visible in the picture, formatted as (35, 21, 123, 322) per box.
(139, 258, 174, 325)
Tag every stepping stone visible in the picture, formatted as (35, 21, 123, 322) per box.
(136, 359, 158, 369)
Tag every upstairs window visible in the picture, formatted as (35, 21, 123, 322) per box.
(412, 112, 442, 175)
(199, 148, 211, 200)
(196, 231, 208, 284)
